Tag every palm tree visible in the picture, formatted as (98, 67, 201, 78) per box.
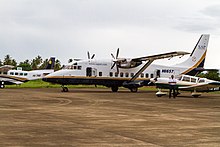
(55, 59, 61, 71)
(31, 55, 43, 70)
(3, 55, 17, 66)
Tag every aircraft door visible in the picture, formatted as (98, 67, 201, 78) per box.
(155, 69, 161, 78)
(86, 67, 92, 77)
(86, 67, 97, 77)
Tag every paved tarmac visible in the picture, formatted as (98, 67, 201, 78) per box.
(0, 88, 220, 146)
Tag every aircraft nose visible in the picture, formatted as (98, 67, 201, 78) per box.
(42, 77, 47, 82)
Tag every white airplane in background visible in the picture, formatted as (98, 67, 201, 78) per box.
(43, 34, 209, 92)
(151, 74, 220, 98)
(0, 57, 55, 88)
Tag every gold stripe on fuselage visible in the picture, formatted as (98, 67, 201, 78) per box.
(0, 74, 28, 82)
(181, 51, 206, 75)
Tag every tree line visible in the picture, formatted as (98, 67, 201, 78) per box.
(0, 54, 219, 81)
(0, 55, 61, 71)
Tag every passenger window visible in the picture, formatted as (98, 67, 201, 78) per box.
(120, 72, 124, 77)
(183, 77, 190, 82)
(125, 73, 129, 77)
(10, 72, 14, 75)
(141, 73, 144, 78)
(150, 74, 154, 78)
(99, 72, 102, 77)
(24, 73, 28, 76)
(78, 66, 82, 70)
(15, 72, 18, 75)
(19, 73, 23, 76)
(109, 72, 113, 77)
(191, 78, 196, 83)
(145, 73, 149, 78)
(115, 72, 118, 77)
(131, 73, 134, 77)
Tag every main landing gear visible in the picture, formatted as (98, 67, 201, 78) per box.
(111, 86, 138, 92)
(61, 85, 69, 92)
(111, 86, 118, 92)
(191, 89, 201, 98)
(0, 81, 5, 89)
(129, 87, 138, 92)
(156, 89, 167, 97)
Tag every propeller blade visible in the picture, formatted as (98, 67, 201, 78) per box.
(116, 48, 119, 58)
(111, 53, 115, 59)
(87, 51, 90, 59)
(91, 54, 95, 59)
(111, 62, 116, 69)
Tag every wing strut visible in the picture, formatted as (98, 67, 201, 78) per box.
(129, 59, 154, 82)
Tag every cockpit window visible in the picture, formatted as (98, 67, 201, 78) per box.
(199, 79, 205, 83)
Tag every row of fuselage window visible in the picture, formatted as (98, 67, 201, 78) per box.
(98, 72, 154, 78)
(9, 72, 42, 77)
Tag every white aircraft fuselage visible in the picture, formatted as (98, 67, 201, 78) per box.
(43, 34, 210, 92)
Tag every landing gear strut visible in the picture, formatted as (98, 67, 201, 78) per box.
(111, 86, 118, 92)
(61, 85, 69, 92)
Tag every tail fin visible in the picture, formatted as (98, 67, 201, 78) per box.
(175, 34, 210, 75)
(45, 57, 55, 69)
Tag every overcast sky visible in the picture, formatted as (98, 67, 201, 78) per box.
(0, 0, 220, 68)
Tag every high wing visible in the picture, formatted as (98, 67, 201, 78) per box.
(129, 51, 190, 82)
(131, 51, 189, 62)
(179, 82, 220, 91)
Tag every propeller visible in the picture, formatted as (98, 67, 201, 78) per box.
(111, 48, 120, 73)
(87, 51, 95, 59)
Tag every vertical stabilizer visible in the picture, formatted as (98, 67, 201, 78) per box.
(175, 34, 209, 75)
(45, 57, 55, 69)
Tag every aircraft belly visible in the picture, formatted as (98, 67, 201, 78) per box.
(44, 77, 150, 87)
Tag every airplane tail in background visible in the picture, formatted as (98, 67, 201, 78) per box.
(175, 34, 210, 75)
(45, 57, 55, 69)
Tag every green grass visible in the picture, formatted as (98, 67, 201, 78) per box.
(5, 79, 157, 91)
(5, 80, 220, 94)
(6, 80, 107, 89)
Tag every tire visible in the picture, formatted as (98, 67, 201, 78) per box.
(62, 87, 69, 92)
(130, 87, 138, 92)
(0, 84, 5, 89)
(111, 86, 118, 92)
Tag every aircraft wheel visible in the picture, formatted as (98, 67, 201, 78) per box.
(0, 84, 5, 89)
(156, 94, 163, 97)
(111, 86, 118, 92)
(192, 95, 200, 98)
(130, 87, 138, 92)
(62, 87, 69, 92)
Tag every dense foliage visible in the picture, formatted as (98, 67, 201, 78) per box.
(0, 55, 62, 71)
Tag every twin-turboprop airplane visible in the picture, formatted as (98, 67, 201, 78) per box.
(0, 57, 55, 88)
(151, 74, 220, 98)
(43, 34, 210, 92)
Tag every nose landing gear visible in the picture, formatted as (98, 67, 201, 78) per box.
(61, 85, 69, 92)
